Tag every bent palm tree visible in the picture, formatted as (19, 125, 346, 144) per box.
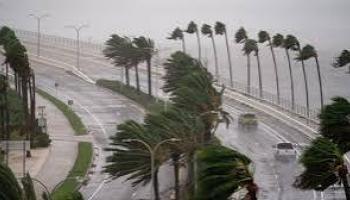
(318, 97, 350, 153)
(186, 21, 202, 62)
(235, 27, 250, 93)
(250, 39, 263, 98)
(294, 137, 350, 200)
(133, 36, 155, 95)
(333, 50, 350, 73)
(201, 24, 219, 80)
(167, 27, 186, 53)
(215, 21, 233, 87)
(196, 145, 258, 200)
(282, 35, 299, 111)
(296, 44, 324, 109)
(259, 31, 280, 104)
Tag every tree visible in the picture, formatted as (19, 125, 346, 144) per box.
(292, 36, 310, 118)
(167, 27, 186, 53)
(201, 24, 219, 80)
(133, 36, 155, 95)
(333, 50, 350, 73)
(318, 97, 350, 153)
(196, 145, 258, 200)
(258, 30, 280, 104)
(294, 137, 350, 200)
(250, 39, 263, 98)
(0, 163, 44, 200)
(104, 120, 165, 200)
(296, 44, 324, 108)
(281, 34, 299, 111)
(103, 34, 143, 91)
(215, 22, 233, 87)
(235, 27, 252, 94)
(185, 21, 202, 62)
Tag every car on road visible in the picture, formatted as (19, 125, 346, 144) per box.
(238, 113, 258, 128)
(274, 142, 297, 158)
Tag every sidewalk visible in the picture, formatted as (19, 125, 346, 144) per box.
(32, 94, 91, 192)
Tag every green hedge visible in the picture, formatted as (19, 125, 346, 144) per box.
(96, 79, 165, 112)
(36, 89, 87, 135)
(51, 142, 93, 200)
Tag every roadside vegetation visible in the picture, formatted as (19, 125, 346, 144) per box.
(36, 88, 87, 135)
(103, 39, 255, 199)
(96, 79, 165, 112)
(51, 142, 92, 200)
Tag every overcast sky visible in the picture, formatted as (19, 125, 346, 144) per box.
(0, 0, 349, 51)
(1, 0, 350, 105)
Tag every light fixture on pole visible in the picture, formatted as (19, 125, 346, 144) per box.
(123, 138, 181, 200)
(29, 13, 49, 57)
(65, 24, 89, 71)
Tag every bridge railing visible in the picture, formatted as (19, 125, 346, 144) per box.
(8, 27, 320, 123)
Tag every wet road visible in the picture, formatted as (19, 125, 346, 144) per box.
(24, 40, 345, 199)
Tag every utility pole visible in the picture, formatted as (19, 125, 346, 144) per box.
(29, 14, 49, 57)
(65, 24, 89, 71)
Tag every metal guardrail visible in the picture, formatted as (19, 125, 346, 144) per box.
(6, 27, 320, 122)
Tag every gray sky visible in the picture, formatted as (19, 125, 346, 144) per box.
(0, 0, 349, 50)
(1, 0, 350, 105)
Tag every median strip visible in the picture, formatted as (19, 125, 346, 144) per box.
(36, 88, 87, 135)
(51, 142, 93, 200)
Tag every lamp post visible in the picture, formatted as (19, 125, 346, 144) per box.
(29, 14, 49, 57)
(123, 138, 181, 200)
(65, 24, 89, 71)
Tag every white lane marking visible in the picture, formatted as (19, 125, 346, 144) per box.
(87, 180, 107, 200)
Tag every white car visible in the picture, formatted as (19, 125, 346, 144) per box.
(274, 142, 297, 158)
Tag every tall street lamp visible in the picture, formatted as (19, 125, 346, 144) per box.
(123, 138, 181, 200)
(29, 14, 49, 57)
(65, 24, 89, 71)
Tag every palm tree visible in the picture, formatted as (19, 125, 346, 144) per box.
(133, 36, 155, 95)
(259, 31, 280, 104)
(103, 34, 142, 91)
(251, 39, 263, 98)
(201, 24, 219, 80)
(235, 27, 251, 94)
(167, 27, 186, 53)
(215, 21, 233, 87)
(0, 163, 45, 199)
(196, 145, 258, 200)
(281, 34, 299, 111)
(104, 120, 164, 200)
(294, 137, 350, 199)
(333, 50, 350, 73)
(292, 36, 310, 118)
(318, 97, 350, 153)
(296, 44, 324, 109)
(185, 21, 202, 62)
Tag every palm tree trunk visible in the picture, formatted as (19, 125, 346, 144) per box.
(153, 168, 160, 200)
(181, 37, 186, 53)
(269, 41, 280, 104)
(315, 56, 324, 109)
(210, 36, 219, 81)
(224, 32, 234, 87)
(125, 67, 130, 86)
(196, 31, 202, 62)
(247, 54, 251, 94)
(285, 49, 295, 111)
(299, 53, 310, 119)
(135, 64, 140, 92)
(339, 165, 350, 200)
(14, 73, 18, 92)
(172, 153, 180, 200)
(30, 71, 36, 133)
(256, 53, 263, 99)
(147, 59, 152, 95)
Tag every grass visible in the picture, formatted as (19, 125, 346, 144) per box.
(36, 88, 87, 135)
(96, 79, 165, 112)
(51, 142, 93, 200)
